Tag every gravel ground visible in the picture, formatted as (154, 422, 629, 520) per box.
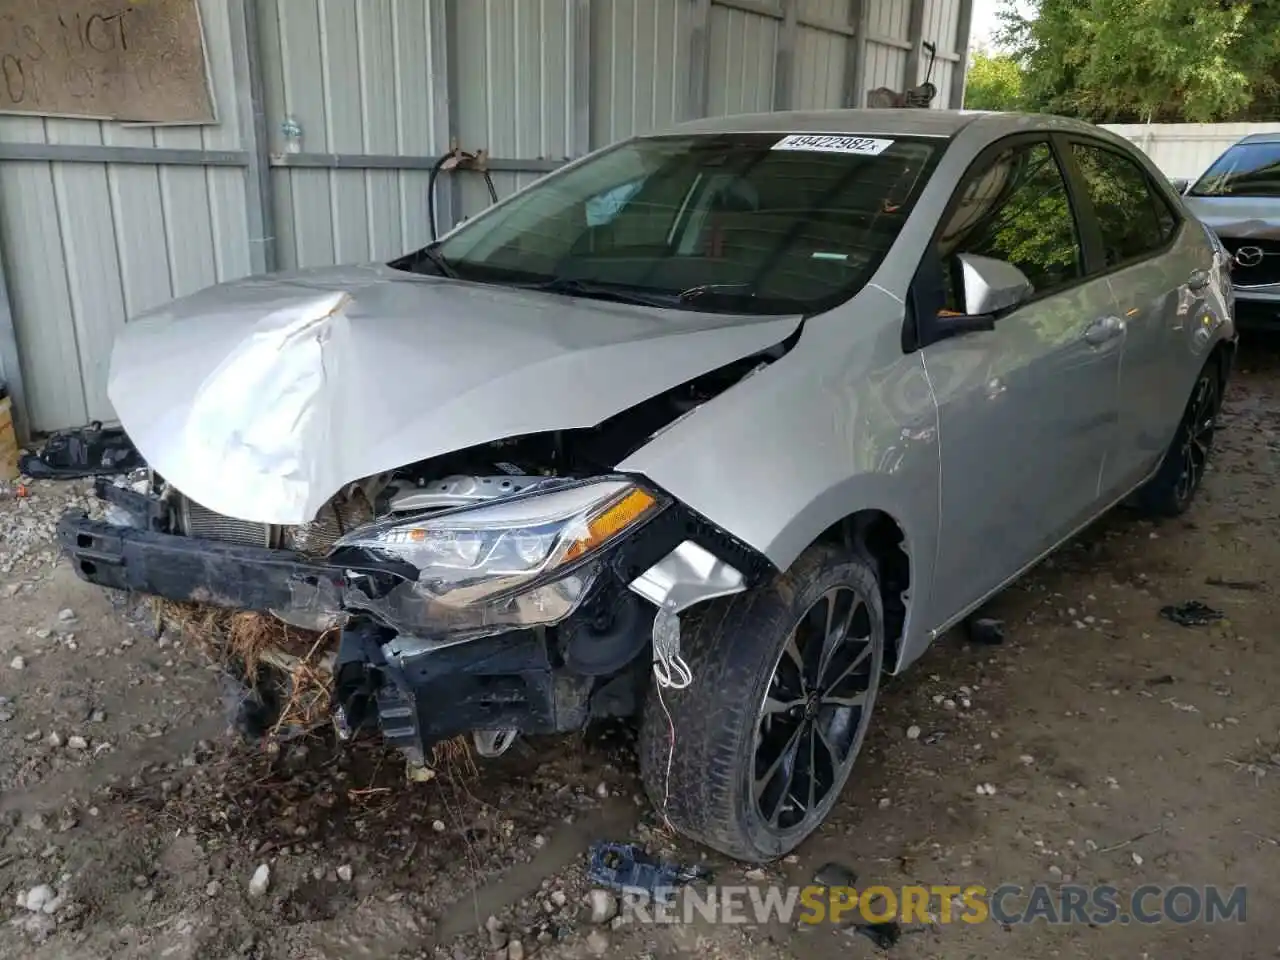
(1, 343, 1279, 959)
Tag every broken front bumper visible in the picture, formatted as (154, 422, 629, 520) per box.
(58, 495, 771, 756)
(58, 511, 343, 613)
(56, 509, 594, 747)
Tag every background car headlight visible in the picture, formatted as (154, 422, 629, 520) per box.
(334, 478, 664, 607)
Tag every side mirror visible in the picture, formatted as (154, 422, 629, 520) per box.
(957, 253, 1034, 316)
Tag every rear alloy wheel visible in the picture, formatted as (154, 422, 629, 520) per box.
(1134, 364, 1221, 517)
(638, 544, 884, 861)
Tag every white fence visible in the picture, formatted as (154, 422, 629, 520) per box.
(1101, 122, 1280, 182)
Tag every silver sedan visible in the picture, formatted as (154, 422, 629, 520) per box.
(63, 109, 1236, 861)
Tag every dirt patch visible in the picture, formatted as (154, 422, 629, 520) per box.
(2, 345, 1280, 958)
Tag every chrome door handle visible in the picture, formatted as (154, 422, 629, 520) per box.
(1187, 269, 1210, 291)
(1083, 315, 1125, 346)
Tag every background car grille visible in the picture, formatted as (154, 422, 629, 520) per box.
(1219, 237, 1280, 287)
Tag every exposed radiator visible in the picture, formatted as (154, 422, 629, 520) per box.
(178, 496, 278, 548)
(175, 489, 376, 556)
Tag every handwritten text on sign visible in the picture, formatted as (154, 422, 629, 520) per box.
(0, 0, 214, 123)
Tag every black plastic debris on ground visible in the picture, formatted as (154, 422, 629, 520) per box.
(587, 842, 708, 903)
(849, 920, 903, 950)
(965, 616, 1006, 645)
(813, 862, 903, 950)
(1160, 600, 1224, 627)
(18, 421, 144, 479)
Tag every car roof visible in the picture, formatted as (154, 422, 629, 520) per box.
(1237, 131, 1280, 145)
(664, 109, 1106, 140)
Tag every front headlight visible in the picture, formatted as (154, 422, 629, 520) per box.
(334, 478, 665, 608)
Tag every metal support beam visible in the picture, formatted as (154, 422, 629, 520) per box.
(570, 0, 593, 155)
(903, 0, 927, 90)
(0, 143, 247, 166)
(429, 0, 464, 232)
(844, 0, 869, 108)
(0, 226, 25, 445)
(229, 0, 276, 274)
(773, 0, 799, 111)
(686, 0, 713, 120)
(269, 153, 565, 173)
(950, 0, 976, 110)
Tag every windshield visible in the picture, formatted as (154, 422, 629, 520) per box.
(1188, 141, 1280, 198)
(391, 133, 941, 315)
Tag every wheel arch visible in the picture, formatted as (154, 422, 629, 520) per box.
(812, 507, 918, 676)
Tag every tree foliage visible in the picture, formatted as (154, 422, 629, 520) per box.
(999, 0, 1280, 123)
(964, 51, 1024, 112)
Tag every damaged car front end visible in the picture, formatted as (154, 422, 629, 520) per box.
(60, 423, 774, 771)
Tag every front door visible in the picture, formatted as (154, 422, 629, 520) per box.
(921, 138, 1124, 628)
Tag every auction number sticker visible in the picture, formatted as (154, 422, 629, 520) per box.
(772, 134, 894, 155)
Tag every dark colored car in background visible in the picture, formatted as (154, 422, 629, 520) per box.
(1182, 132, 1280, 329)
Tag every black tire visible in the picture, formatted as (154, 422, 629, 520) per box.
(638, 544, 884, 862)
(1132, 361, 1222, 517)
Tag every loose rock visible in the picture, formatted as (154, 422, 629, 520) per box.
(23, 885, 56, 913)
(587, 889, 618, 924)
(248, 864, 271, 898)
(337, 864, 353, 883)
(10, 656, 25, 670)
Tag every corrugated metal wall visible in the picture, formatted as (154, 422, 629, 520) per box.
(0, 0, 971, 435)
(1101, 122, 1280, 181)
(256, 0, 450, 268)
(0, 0, 251, 431)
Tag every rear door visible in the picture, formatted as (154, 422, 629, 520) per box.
(920, 137, 1124, 626)
(1064, 138, 1212, 494)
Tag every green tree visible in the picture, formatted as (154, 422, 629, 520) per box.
(1000, 0, 1280, 123)
(964, 51, 1024, 111)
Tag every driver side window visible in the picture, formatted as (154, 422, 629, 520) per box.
(938, 141, 1083, 312)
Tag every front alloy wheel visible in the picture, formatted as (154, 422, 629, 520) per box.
(639, 545, 885, 861)
(754, 587, 878, 833)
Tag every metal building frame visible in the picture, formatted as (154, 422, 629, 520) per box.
(0, 0, 969, 441)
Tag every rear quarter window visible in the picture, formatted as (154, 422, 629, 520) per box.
(1072, 143, 1178, 268)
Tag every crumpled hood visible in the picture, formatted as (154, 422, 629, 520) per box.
(109, 264, 800, 525)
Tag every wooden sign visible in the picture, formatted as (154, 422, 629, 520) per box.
(0, 0, 215, 124)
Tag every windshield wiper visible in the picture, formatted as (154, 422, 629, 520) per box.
(678, 283, 806, 314)
(416, 243, 459, 279)
(523, 277, 678, 308)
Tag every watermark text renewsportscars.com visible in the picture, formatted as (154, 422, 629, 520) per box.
(616, 884, 1247, 927)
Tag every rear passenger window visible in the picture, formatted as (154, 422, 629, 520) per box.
(1072, 144, 1178, 267)
(937, 141, 1082, 309)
